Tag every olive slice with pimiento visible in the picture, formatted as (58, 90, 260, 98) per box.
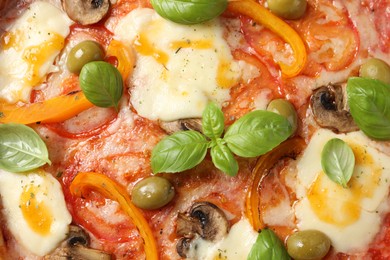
(62, 0, 110, 25)
(131, 176, 175, 210)
(287, 230, 331, 260)
(67, 41, 104, 74)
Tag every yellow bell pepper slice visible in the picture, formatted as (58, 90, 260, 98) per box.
(0, 91, 94, 125)
(70, 172, 158, 260)
(106, 39, 135, 80)
(228, 0, 307, 77)
(245, 138, 305, 231)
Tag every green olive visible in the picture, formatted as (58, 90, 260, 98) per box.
(359, 58, 390, 85)
(287, 230, 331, 260)
(267, 0, 307, 20)
(67, 40, 104, 74)
(131, 176, 175, 210)
(267, 99, 298, 133)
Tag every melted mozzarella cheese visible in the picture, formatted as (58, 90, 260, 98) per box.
(0, 1, 72, 103)
(294, 129, 390, 253)
(0, 169, 71, 256)
(187, 218, 258, 260)
(114, 8, 243, 121)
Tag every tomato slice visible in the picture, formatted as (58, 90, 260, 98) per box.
(361, 0, 390, 53)
(71, 194, 137, 243)
(291, 0, 359, 75)
(43, 107, 117, 138)
(223, 50, 282, 125)
(241, 1, 359, 77)
(240, 16, 295, 71)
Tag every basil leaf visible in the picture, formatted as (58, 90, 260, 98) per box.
(150, 0, 228, 25)
(0, 124, 51, 172)
(224, 110, 292, 157)
(202, 102, 225, 140)
(151, 131, 209, 173)
(247, 229, 290, 260)
(321, 138, 355, 188)
(79, 61, 123, 110)
(347, 77, 390, 140)
(210, 138, 238, 176)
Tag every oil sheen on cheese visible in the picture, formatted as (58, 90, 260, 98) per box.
(294, 129, 390, 253)
(0, 1, 72, 103)
(0, 169, 71, 256)
(114, 8, 242, 121)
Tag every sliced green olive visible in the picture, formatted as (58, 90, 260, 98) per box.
(131, 176, 175, 210)
(267, 99, 298, 133)
(67, 40, 104, 74)
(287, 230, 331, 260)
(359, 58, 390, 85)
(267, 0, 307, 20)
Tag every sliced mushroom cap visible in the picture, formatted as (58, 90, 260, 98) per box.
(176, 202, 229, 258)
(176, 237, 192, 258)
(44, 225, 111, 260)
(62, 0, 110, 25)
(159, 118, 203, 135)
(310, 84, 359, 133)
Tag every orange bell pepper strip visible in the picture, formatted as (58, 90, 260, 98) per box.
(246, 138, 305, 231)
(106, 39, 135, 80)
(0, 91, 94, 125)
(228, 0, 307, 78)
(70, 172, 158, 260)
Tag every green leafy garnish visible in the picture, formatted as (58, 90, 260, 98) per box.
(151, 131, 208, 173)
(210, 138, 238, 176)
(347, 77, 390, 140)
(0, 124, 51, 172)
(321, 138, 355, 188)
(202, 102, 225, 139)
(150, 0, 228, 25)
(151, 103, 292, 175)
(79, 61, 123, 111)
(247, 229, 290, 260)
(224, 110, 293, 157)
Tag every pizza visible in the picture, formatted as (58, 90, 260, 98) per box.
(0, 0, 389, 259)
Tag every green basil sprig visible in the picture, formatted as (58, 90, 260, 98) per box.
(150, 0, 228, 25)
(321, 138, 355, 188)
(224, 110, 293, 157)
(347, 77, 390, 140)
(151, 131, 208, 173)
(0, 124, 51, 172)
(210, 138, 238, 176)
(151, 103, 292, 176)
(79, 61, 123, 111)
(247, 229, 290, 260)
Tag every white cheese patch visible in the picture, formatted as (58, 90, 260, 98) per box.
(0, 1, 72, 103)
(253, 88, 272, 111)
(114, 8, 242, 121)
(0, 169, 72, 256)
(187, 218, 258, 260)
(294, 129, 390, 253)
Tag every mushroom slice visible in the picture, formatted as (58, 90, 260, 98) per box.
(310, 84, 359, 133)
(159, 118, 203, 135)
(176, 202, 229, 257)
(176, 237, 192, 258)
(44, 225, 111, 260)
(62, 0, 110, 25)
